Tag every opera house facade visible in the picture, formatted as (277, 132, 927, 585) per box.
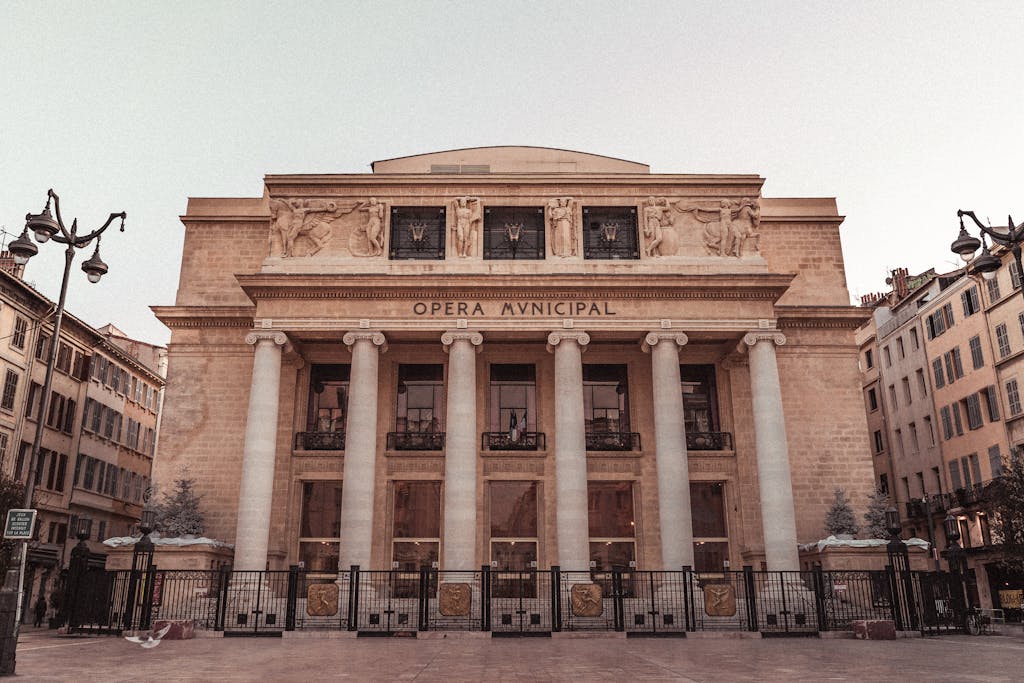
(152, 146, 874, 577)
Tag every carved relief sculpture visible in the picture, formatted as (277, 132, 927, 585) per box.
(269, 198, 361, 257)
(703, 583, 737, 617)
(642, 196, 674, 257)
(547, 197, 576, 257)
(452, 197, 482, 258)
(674, 197, 761, 257)
(438, 582, 472, 616)
(570, 583, 603, 617)
(362, 197, 385, 256)
(306, 583, 339, 617)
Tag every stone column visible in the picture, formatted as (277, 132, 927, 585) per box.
(743, 332, 799, 571)
(441, 331, 483, 570)
(642, 332, 695, 570)
(546, 331, 591, 572)
(233, 331, 288, 571)
(338, 331, 387, 570)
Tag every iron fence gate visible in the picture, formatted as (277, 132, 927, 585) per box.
(60, 565, 973, 637)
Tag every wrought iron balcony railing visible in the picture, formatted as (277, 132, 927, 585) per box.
(905, 500, 928, 519)
(482, 432, 546, 451)
(294, 431, 346, 451)
(686, 431, 733, 451)
(585, 431, 641, 451)
(386, 431, 446, 451)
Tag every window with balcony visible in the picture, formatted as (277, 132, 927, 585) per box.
(681, 365, 729, 450)
(299, 364, 350, 451)
(392, 481, 441, 574)
(483, 206, 545, 260)
(298, 481, 341, 573)
(691, 482, 729, 572)
(390, 364, 444, 451)
(588, 481, 635, 572)
(489, 481, 539, 595)
(583, 364, 636, 450)
(486, 364, 540, 450)
(389, 206, 446, 260)
(582, 207, 639, 260)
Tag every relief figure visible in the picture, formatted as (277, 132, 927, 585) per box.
(361, 197, 385, 256)
(452, 197, 482, 258)
(642, 196, 673, 257)
(269, 198, 360, 257)
(548, 197, 576, 257)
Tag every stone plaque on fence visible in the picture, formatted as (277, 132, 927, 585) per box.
(438, 583, 472, 616)
(703, 583, 736, 617)
(570, 583, 603, 617)
(306, 583, 339, 617)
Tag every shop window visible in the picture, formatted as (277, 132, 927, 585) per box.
(483, 207, 545, 260)
(389, 206, 446, 260)
(691, 482, 729, 572)
(298, 481, 342, 573)
(582, 207, 639, 260)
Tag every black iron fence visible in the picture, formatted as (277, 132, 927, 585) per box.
(62, 565, 971, 637)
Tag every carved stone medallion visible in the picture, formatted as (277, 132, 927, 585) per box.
(438, 582, 472, 616)
(306, 583, 339, 617)
(570, 583, 603, 617)
(703, 583, 737, 617)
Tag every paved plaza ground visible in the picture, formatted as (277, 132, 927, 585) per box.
(12, 627, 1024, 682)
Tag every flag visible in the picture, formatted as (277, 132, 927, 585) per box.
(509, 410, 519, 442)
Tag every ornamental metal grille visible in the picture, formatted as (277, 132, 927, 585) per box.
(389, 206, 446, 260)
(582, 206, 639, 260)
(483, 207, 545, 260)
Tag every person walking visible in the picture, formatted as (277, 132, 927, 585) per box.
(33, 594, 47, 628)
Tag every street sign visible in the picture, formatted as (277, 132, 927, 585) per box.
(3, 509, 36, 539)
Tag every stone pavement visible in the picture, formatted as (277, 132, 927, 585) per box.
(12, 628, 1024, 682)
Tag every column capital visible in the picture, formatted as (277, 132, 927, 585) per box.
(641, 332, 688, 354)
(546, 331, 590, 353)
(441, 330, 483, 353)
(343, 330, 388, 353)
(245, 330, 288, 346)
(739, 331, 786, 353)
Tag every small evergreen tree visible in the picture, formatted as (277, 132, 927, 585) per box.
(0, 475, 25, 575)
(152, 476, 205, 537)
(863, 486, 891, 539)
(990, 452, 1024, 571)
(824, 488, 859, 537)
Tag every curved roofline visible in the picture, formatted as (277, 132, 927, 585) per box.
(370, 145, 647, 171)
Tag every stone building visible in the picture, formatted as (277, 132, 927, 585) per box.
(859, 263, 1021, 610)
(152, 146, 874, 576)
(0, 266, 165, 620)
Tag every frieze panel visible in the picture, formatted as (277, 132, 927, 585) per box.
(483, 458, 546, 476)
(291, 457, 344, 475)
(688, 458, 736, 474)
(386, 457, 445, 474)
(586, 459, 641, 475)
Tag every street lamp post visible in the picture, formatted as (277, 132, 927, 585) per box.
(885, 506, 917, 630)
(950, 210, 1024, 291)
(943, 513, 972, 630)
(123, 509, 156, 631)
(6, 190, 123, 646)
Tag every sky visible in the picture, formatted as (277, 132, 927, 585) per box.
(2, 1, 1022, 347)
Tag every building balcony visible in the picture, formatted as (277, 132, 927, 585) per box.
(686, 431, 733, 451)
(481, 432, 546, 451)
(585, 431, 640, 451)
(905, 500, 928, 519)
(386, 431, 445, 451)
(294, 431, 346, 451)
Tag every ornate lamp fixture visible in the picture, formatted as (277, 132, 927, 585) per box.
(408, 222, 427, 249)
(951, 210, 1023, 287)
(600, 222, 619, 245)
(504, 222, 523, 258)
